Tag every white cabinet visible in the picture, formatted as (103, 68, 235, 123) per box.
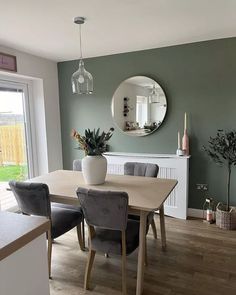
(0, 235, 50, 295)
(0, 212, 50, 295)
(105, 152, 190, 219)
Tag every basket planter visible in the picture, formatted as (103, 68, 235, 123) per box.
(216, 203, 236, 230)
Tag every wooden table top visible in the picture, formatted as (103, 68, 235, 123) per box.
(0, 211, 49, 261)
(29, 170, 178, 212)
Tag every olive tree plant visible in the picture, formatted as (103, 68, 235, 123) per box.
(203, 130, 236, 211)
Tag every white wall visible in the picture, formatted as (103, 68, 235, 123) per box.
(0, 45, 62, 174)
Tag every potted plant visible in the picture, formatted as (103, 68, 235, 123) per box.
(71, 127, 114, 185)
(203, 129, 236, 230)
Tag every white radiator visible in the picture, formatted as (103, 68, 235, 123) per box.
(105, 152, 190, 219)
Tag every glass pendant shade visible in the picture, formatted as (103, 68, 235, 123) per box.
(149, 85, 160, 103)
(71, 16, 93, 95)
(72, 60, 93, 94)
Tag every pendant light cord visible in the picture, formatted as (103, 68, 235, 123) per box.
(79, 24, 83, 59)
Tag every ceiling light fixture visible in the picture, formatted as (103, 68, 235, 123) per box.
(71, 17, 93, 95)
(149, 85, 160, 103)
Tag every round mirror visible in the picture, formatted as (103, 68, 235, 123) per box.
(111, 76, 167, 136)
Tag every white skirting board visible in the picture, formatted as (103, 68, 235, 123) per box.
(187, 208, 203, 218)
(154, 208, 203, 218)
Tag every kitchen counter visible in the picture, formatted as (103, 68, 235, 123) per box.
(0, 211, 50, 295)
(0, 211, 49, 261)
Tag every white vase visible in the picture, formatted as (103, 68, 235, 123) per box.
(82, 155, 107, 185)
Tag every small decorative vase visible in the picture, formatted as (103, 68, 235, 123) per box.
(176, 148, 184, 156)
(182, 129, 189, 156)
(82, 155, 107, 185)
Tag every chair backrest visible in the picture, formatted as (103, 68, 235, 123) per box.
(77, 187, 128, 231)
(9, 181, 51, 218)
(124, 162, 159, 178)
(73, 159, 82, 171)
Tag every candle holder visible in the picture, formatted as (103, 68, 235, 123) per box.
(176, 148, 184, 156)
(182, 112, 189, 156)
(203, 197, 215, 224)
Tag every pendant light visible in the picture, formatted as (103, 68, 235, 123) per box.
(72, 17, 93, 95)
(149, 84, 160, 103)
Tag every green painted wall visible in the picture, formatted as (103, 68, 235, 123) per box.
(58, 38, 236, 209)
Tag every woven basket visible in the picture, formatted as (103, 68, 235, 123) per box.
(216, 203, 236, 230)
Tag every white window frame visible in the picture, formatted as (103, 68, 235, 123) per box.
(0, 77, 37, 178)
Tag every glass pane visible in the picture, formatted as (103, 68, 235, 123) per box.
(0, 86, 29, 210)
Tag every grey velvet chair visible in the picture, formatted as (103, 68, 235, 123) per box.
(124, 162, 159, 239)
(49, 159, 85, 244)
(77, 187, 143, 294)
(72, 158, 85, 242)
(9, 181, 84, 278)
(73, 159, 82, 171)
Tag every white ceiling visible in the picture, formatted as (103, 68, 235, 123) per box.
(0, 0, 236, 62)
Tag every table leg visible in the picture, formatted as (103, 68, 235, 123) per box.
(136, 210, 147, 295)
(159, 205, 166, 250)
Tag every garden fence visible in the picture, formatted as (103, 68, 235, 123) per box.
(0, 124, 26, 166)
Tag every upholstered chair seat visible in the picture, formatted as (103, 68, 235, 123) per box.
(51, 206, 83, 239)
(73, 159, 82, 171)
(51, 202, 83, 213)
(124, 162, 159, 178)
(9, 181, 85, 278)
(92, 219, 140, 255)
(71, 158, 85, 245)
(77, 187, 148, 294)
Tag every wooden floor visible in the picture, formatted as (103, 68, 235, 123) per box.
(50, 215, 236, 295)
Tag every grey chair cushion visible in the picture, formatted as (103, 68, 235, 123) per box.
(51, 206, 83, 239)
(77, 187, 142, 256)
(73, 159, 82, 171)
(128, 212, 154, 234)
(51, 202, 83, 214)
(9, 181, 83, 241)
(124, 162, 159, 178)
(91, 219, 140, 255)
(9, 181, 51, 217)
(77, 187, 128, 231)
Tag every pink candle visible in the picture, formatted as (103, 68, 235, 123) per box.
(178, 131, 180, 149)
(184, 112, 187, 130)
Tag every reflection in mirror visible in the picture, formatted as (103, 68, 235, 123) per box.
(111, 76, 167, 136)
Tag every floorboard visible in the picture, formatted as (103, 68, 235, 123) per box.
(50, 215, 236, 295)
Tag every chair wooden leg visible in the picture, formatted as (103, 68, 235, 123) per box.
(84, 249, 96, 290)
(47, 229, 52, 279)
(121, 231, 127, 295)
(82, 218, 85, 248)
(144, 237, 148, 267)
(77, 224, 85, 251)
(151, 218, 157, 240)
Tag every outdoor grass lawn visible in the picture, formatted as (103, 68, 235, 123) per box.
(0, 165, 28, 182)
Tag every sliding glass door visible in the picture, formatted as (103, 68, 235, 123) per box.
(0, 80, 33, 210)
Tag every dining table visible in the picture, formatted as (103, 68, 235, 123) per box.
(29, 169, 177, 295)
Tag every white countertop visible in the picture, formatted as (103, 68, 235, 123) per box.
(0, 211, 49, 261)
